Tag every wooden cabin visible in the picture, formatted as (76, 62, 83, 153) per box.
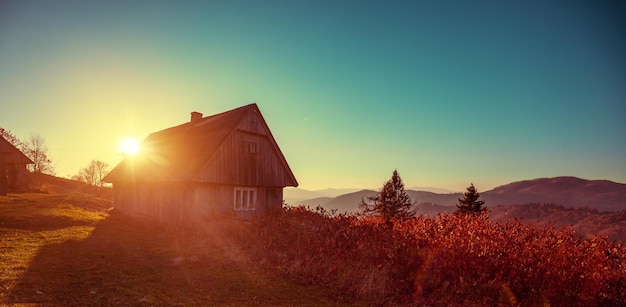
(103, 103, 298, 222)
(0, 136, 34, 195)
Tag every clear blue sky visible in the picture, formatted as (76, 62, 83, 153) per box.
(1, 0, 624, 191)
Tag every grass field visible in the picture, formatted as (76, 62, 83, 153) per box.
(4, 193, 624, 305)
(0, 193, 345, 306)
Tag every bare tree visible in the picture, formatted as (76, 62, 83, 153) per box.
(22, 133, 54, 174)
(0, 127, 23, 148)
(76, 160, 110, 189)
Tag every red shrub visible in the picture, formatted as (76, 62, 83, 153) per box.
(230, 206, 626, 305)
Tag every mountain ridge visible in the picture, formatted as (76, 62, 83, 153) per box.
(286, 176, 626, 214)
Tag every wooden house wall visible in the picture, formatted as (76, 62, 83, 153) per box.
(236, 109, 266, 134)
(265, 187, 283, 213)
(109, 106, 293, 222)
(1, 164, 30, 194)
(195, 131, 294, 187)
(112, 182, 283, 222)
(9, 165, 30, 192)
(186, 185, 283, 218)
(182, 183, 231, 218)
(0, 154, 6, 195)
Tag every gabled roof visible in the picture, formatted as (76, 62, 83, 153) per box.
(104, 103, 298, 187)
(0, 136, 33, 165)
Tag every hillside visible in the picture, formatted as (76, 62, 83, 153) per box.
(2, 193, 624, 305)
(0, 194, 347, 305)
(490, 203, 626, 243)
(242, 206, 626, 305)
(284, 186, 456, 206)
(294, 176, 626, 214)
(289, 189, 461, 213)
(483, 176, 626, 212)
(27, 173, 113, 200)
(284, 188, 362, 204)
(290, 177, 626, 242)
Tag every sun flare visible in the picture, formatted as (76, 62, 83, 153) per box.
(119, 137, 140, 156)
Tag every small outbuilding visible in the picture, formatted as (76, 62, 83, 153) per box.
(103, 103, 298, 222)
(0, 136, 33, 195)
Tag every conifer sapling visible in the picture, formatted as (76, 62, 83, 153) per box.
(456, 183, 485, 214)
(359, 169, 416, 223)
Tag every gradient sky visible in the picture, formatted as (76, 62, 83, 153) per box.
(1, 0, 624, 191)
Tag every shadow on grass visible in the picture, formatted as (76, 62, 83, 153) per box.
(0, 214, 97, 232)
(6, 211, 338, 306)
(8, 193, 113, 211)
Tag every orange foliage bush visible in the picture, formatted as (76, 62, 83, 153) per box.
(231, 206, 626, 305)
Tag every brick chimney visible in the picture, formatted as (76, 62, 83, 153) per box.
(190, 111, 203, 123)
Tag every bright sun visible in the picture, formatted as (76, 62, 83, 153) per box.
(119, 137, 140, 156)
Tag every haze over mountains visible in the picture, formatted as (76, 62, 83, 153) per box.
(285, 177, 626, 214)
(284, 186, 455, 204)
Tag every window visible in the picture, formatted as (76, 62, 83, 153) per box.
(234, 187, 257, 211)
(245, 142, 258, 154)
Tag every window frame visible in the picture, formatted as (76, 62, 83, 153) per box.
(245, 141, 258, 154)
(234, 187, 257, 211)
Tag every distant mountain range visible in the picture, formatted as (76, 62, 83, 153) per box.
(283, 188, 362, 204)
(283, 186, 455, 204)
(285, 177, 626, 214)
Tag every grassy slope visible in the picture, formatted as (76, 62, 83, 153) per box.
(0, 194, 344, 306)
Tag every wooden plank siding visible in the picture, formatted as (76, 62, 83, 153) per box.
(0, 153, 6, 195)
(0, 136, 34, 195)
(104, 104, 297, 223)
(113, 182, 283, 222)
(195, 131, 295, 187)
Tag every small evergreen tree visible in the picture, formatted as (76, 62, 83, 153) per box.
(456, 183, 485, 215)
(359, 169, 415, 223)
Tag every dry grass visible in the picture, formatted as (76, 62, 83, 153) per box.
(0, 193, 345, 306)
(235, 206, 626, 305)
